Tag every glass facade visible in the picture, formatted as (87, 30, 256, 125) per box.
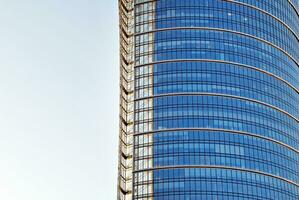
(119, 0, 299, 199)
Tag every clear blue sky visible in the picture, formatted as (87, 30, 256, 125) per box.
(0, 1, 118, 199)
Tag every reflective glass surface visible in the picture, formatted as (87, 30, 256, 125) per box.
(133, 0, 299, 199)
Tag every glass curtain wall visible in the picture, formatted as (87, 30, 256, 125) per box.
(131, 0, 299, 199)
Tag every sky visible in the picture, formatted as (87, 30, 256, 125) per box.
(0, 1, 119, 199)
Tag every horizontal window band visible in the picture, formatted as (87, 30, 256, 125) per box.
(133, 165, 299, 187)
(135, 84, 298, 112)
(134, 59, 299, 94)
(134, 0, 299, 38)
(134, 0, 299, 18)
(135, 27, 299, 67)
(134, 128, 299, 154)
(135, 92, 299, 122)
(226, 0, 299, 39)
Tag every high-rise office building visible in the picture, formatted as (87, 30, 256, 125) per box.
(118, 0, 299, 199)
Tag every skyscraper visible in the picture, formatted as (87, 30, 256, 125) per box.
(118, 0, 299, 199)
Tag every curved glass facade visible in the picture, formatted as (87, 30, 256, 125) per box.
(118, 0, 299, 199)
